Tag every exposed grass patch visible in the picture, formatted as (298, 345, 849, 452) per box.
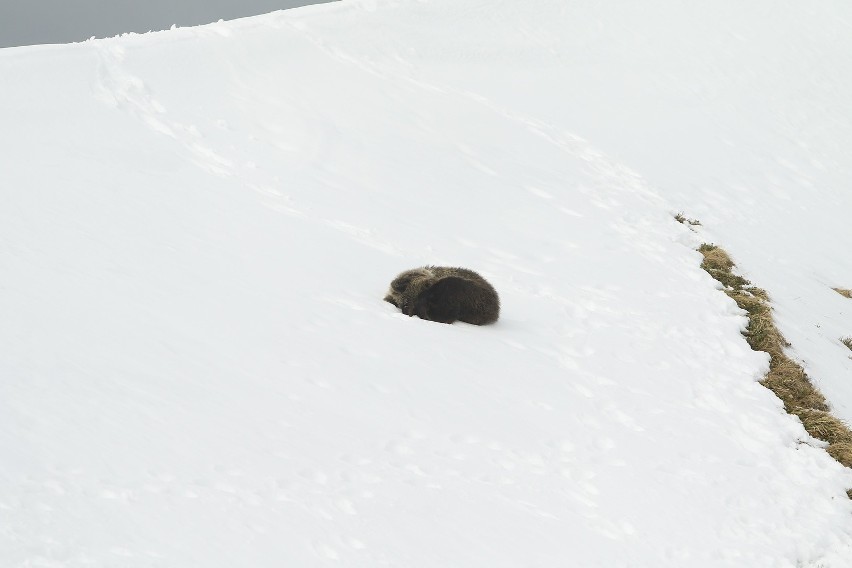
(698, 244, 750, 289)
(697, 242, 852, 479)
(674, 213, 701, 227)
(762, 358, 827, 412)
(833, 288, 852, 299)
(841, 337, 852, 351)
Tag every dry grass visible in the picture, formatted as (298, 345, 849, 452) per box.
(674, 213, 701, 227)
(833, 288, 852, 299)
(797, 409, 851, 445)
(698, 244, 733, 271)
(841, 337, 852, 351)
(697, 244, 852, 476)
(762, 358, 828, 412)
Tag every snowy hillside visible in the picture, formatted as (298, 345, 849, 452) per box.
(2, 0, 852, 566)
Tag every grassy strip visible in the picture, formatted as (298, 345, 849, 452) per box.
(842, 337, 852, 352)
(695, 242, 852, 497)
(833, 288, 852, 299)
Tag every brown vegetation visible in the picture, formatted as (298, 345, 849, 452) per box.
(832, 288, 852, 299)
(674, 213, 701, 227)
(697, 244, 852, 478)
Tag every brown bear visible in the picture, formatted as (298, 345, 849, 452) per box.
(384, 266, 499, 325)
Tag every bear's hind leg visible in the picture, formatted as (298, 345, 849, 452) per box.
(413, 277, 465, 324)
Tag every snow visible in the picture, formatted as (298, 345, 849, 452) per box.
(2, 0, 852, 566)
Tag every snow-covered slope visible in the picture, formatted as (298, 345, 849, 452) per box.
(2, 1, 852, 566)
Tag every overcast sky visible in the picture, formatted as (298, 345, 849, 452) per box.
(0, 0, 334, 49)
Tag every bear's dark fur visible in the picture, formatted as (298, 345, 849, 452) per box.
(383, 266, 499, 325)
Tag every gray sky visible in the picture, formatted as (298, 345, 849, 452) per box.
(0, 0, 334, 49)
